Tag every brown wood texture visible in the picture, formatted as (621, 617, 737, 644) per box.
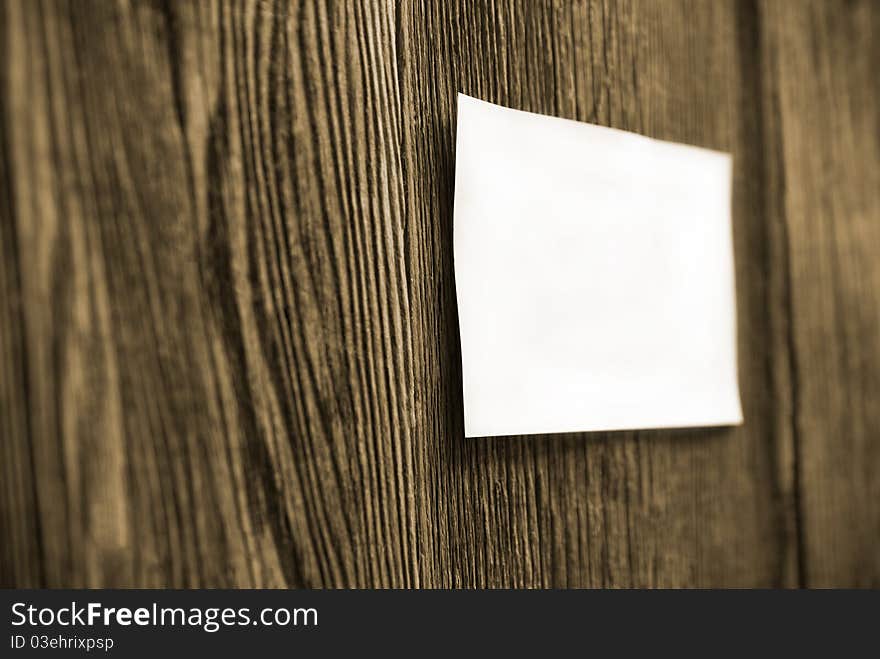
(0, 0, 877, 588)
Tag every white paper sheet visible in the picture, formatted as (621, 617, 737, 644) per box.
(453, 93, 742, 438)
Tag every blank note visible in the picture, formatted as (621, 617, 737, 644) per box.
(453, 93, 742, 438)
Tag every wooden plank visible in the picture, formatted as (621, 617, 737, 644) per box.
(758, 0, 880, 587)
(399, 0, 792, 587)
(1, 0, 429, 588)
(0, 0, 43, 588)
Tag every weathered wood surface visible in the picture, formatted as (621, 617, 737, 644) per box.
(1, 0, 877, 588)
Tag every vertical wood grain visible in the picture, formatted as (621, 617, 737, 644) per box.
(1, 0, 877, 588)
(399, 0, 791, 587)
(759, 0, 880, 587)
(1, 0, 427, 587)
(0, 0, 43, 588)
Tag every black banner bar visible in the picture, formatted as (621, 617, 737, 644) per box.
(2, 589, 876, 655)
